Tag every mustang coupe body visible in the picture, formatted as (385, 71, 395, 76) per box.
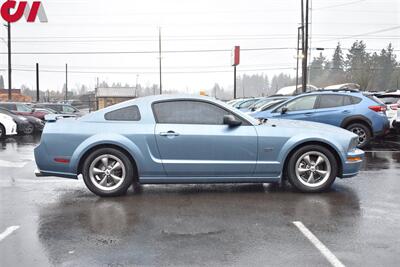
(34, 95, 364, 196)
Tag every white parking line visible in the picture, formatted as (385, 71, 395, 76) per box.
(293, 221, 345, 267)
(0, 226, 20, 242)
(0, 160, 28, 168)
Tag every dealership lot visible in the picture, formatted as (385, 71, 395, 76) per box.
(1, 134, 400, 266)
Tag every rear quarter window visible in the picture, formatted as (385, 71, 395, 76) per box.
(364, 95, 384, 105)
(105, 105, 141, 121)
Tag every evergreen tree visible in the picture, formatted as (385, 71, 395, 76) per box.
(346, 40, 371, 90)
(309, 52, 327, 85)
(332, 42, 345, 71)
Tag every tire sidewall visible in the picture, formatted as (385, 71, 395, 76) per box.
(346, 123, 371, 148)
(82, 148, 134, 197)
(287, 145, 338, 193)
(0, 124, 5, 139)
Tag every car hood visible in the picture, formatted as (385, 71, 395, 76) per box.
(259, 118, 357, 138)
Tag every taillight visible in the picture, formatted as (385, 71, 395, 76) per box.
(390, 104, 398, 110)
(368, 105, 386, 112)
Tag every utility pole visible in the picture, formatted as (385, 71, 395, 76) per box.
(233, 66, 237, 99)
(36, 63, 39, 102)
(65, 64, 68, 101)
(7, 20, 11, 100)
(295, 27, 301, 93)
(301, 0, 309, 93)
(158, 27, 162, 95)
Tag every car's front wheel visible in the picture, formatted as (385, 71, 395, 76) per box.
(82, 148, 134, 197)
(287, 145, 338, 193)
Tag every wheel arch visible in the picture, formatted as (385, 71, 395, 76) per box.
(340, 115, 372, 134)
(76, 143, 139, 180)
(70, 134, 145, 178)
(281, 141, 343, 181)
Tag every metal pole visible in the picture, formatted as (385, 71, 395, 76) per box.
(65, 64, 68, 101)
(7, 20, 11, 101)
(36, 63, 39, 102)
(295, 27, 301, 93)
(233, 66, 237, 99)
(302, 0, 309, 93)
(158, 27, 162, 94)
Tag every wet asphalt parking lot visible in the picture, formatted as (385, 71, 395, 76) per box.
(1, 133, 400, 267)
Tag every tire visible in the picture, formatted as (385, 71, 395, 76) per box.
(82, 148, 134, 197)
(287, 145, 338, 193)
(0, 124, 5, 140)
(345, 123, 371, 148)
(23, 123, 34, 135)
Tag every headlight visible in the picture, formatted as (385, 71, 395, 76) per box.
(348, 137, 359, 151)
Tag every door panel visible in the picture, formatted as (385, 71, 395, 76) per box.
(312, 95, 355, 127)
(155, 124, 258, 177)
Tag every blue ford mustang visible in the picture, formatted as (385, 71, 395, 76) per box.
(34, 95, 364, 197)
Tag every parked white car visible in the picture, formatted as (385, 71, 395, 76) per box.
(0, 113, 17, 139)
(375, 91, 400, 129)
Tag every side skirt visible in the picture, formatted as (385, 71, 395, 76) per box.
(139, 176, 281, 184)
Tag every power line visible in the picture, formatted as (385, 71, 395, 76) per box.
(0, 47, 296, 55)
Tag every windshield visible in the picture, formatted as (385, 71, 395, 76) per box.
(250, 99, 271, 109)
(262, 99, 287, 111)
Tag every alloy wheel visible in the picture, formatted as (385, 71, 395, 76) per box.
(295, 151, 331, 188)
(350, 127, 367, 146)
(89, 154, 126, 191)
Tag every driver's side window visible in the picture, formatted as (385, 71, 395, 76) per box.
(276, 95, 317, 113)
(153, 100, 247, 125)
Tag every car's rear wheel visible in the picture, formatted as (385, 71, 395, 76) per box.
(82, 148, 134, 197)
(287, 145, 338, 193)
(345, 123, 371, 148)
(0, 124, 5, 139)
(23, 123, 34, 135)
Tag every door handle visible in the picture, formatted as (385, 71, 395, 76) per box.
(159, 131, 180, 137)
(342, 110, 351, 114)
(305, 112, 313, 116)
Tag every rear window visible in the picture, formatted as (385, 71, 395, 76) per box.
(376, 96, 400, 104)
(105, 105, 141, 121)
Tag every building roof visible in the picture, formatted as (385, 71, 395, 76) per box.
(96, 87, 137, 98)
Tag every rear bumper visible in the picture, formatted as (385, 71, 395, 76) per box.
(341, 149, 364, 178)
(374, 120, 390, 137)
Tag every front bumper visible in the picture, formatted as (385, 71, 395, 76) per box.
(341, 148, 365, 178)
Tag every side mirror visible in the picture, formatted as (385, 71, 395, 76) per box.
(223, 115, 242, 127)
(281, 107, 288, 114)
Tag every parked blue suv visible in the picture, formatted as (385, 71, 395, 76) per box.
(251, 90, 390, 148)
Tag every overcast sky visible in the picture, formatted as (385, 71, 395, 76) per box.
(0, 0, 399, 93)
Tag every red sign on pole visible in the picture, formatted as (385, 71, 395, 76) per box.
(231, 46, 240, 66)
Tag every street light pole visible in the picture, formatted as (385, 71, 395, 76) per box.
(301, 0, 309, 93)
(65, 64, 68, 101)
(158, 27, 162, 95)
(7, 20, 11, 100)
